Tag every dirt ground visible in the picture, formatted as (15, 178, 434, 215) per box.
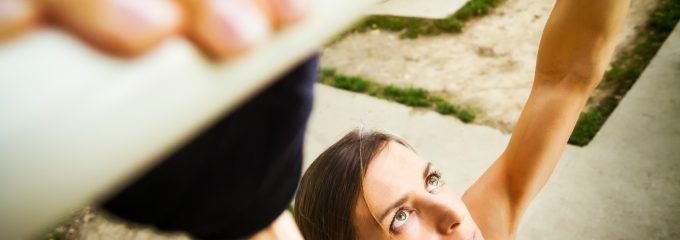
(321, 0, 661, 132)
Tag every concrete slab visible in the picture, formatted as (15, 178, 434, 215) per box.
(364, 0, 468, 19)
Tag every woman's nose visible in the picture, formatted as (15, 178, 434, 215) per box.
(429, 199, 465, 235)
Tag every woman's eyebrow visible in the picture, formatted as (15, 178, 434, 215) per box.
(423, 162, 432, 179)
(378, 162, 433, 222)
(379, 195, 408, 222)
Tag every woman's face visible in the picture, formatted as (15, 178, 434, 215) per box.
(353, 141, 483, 240)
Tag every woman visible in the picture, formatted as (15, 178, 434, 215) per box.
(295, 0, 630, 239)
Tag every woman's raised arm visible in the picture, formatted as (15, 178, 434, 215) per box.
(463, 0, 630, 238)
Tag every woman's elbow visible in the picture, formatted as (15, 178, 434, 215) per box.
(535, 64, 605, 94)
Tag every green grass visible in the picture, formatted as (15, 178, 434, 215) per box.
(568, 0, 680, 146)
(351, 0, 504, 39)
(319, 69, 477, 123)
(332, 75, 370, 92)
(382, 86, 432, 107)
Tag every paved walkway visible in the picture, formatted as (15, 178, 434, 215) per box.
(304, 22, 680, 239)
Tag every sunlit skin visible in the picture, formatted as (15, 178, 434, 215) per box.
(353, 0, 630, 239)
(355, 142, 483, 240)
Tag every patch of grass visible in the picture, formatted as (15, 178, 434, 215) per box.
(568, 0, 680, 146)
(319, 68, 477, 123)
(351, 0, 504, 39)
(457, 108, 477, 123)
(321, 68, 336, 78)
(432, 97, 459, 114)
(382, 86, 431, 107)
(332, 75, 370, 92)
(454, 0, 503, 21)
(569, 102, 616, 146)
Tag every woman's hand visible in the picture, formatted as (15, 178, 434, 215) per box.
(0, 0, 311, 59)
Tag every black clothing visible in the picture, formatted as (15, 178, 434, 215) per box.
(102, 56, 318, 239)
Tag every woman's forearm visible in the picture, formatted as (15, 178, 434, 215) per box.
(535, 0, 630, 90)
(487, 0, 630, 228)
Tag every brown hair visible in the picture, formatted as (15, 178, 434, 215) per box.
(294, 129, 411, 239)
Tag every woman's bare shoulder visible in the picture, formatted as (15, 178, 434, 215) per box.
(462, 160, 518, 240)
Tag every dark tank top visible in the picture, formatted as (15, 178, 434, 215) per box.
(102, 55, 318, 239)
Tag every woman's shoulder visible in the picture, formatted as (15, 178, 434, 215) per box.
(462, 161, 519, 240)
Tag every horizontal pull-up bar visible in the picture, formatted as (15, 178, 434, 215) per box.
(0, 0, 376, 238)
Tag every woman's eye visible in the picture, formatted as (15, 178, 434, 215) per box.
(390, 209, 410, 232)
(426, 172, 442, 191)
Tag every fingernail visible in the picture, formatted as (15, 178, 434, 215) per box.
(211, 0, 271, 45)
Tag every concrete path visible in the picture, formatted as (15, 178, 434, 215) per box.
(304, 22, 680, 239)
(364, 0, 468, 19)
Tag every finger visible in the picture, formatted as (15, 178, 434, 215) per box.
(40, 0, 183, 57)
(179, 0, 272, 60)
(0, 0, 41, 42)
(259, 0, 311, 28)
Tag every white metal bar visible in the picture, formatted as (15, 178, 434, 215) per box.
(0, 0, 376, 238)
